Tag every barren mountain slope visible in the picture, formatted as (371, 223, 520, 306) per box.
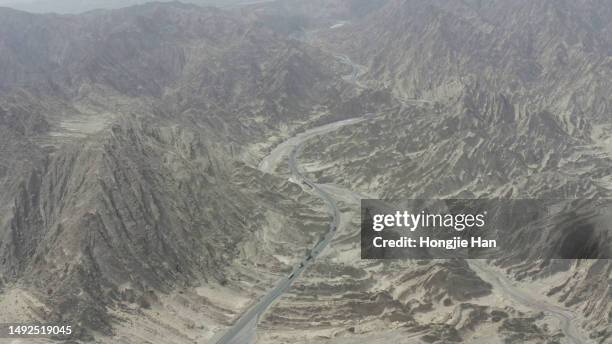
(319, 0, 612, 123)
(250, 1, 612, 342)
(0, 3, 371, 341)
(294, 85, 611, 343)
(0, 1, 610, 343)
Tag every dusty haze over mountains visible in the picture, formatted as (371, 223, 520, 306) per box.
(0, 0, 609, 344)
(0, 0, 257, 14)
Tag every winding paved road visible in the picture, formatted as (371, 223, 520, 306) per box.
(469, 260, 591, 344)
(214, 115, 591, 343)
(214, 52, 590, 344)
(213, 117, 366, 344)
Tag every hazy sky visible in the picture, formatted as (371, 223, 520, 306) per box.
(0, 0, 171, 3)
(0, 0, 251, 14)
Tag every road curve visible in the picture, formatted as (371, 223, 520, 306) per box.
(214, 52, 587, 344)
(214, 50, 369, 344)
(213, 117, 365, 344)
(469, 260, 591, 344)
(214, 113, 590, 344)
